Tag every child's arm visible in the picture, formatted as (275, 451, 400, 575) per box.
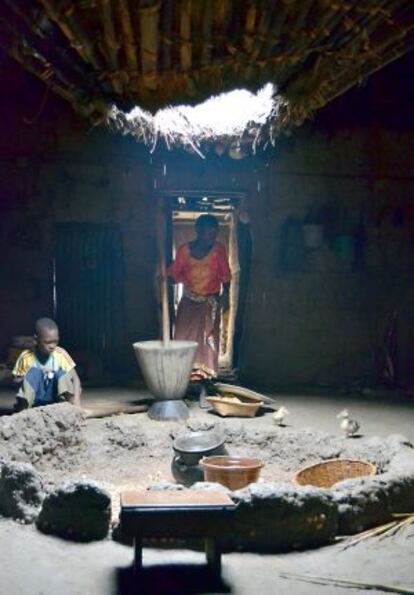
(71, 369, 82, 407)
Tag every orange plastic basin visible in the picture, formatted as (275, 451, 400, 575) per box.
(201, 456, 263, 490)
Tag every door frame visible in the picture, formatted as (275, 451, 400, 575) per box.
(155, 190, 251, 375)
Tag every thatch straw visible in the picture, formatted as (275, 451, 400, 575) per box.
(107, 83, 287, 156)
(279, 571, 414, 594)
(340, 513, 414, 550)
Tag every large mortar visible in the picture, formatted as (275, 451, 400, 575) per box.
(133, 340, 197, 420)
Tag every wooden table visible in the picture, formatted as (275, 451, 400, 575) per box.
(120, 490, 236, 575)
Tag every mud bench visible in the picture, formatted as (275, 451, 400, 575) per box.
(120, 490, 236, 575)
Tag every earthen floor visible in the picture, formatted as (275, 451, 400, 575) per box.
(0, 385, 413, 594)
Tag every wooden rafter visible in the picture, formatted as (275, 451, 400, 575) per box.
(0, 0, 411, 141)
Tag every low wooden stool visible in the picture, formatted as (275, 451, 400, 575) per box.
(120, 490, 236, 575)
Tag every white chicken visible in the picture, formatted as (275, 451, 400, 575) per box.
(337, 409, 360, 437)
(272, 405, 289, 426)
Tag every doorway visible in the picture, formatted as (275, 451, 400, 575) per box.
(53, 223, 124, 381)
(162, 192, 251, 378)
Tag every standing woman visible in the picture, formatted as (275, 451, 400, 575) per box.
(167, 215, 231, 392)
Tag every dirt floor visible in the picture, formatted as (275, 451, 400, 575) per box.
(1, 512, 414, 595)
(0, 386, 414, 594)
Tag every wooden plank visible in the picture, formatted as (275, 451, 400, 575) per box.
(121, 490, 234, 508)
(83, 402, 148, 418)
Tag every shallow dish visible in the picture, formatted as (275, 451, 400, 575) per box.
(206, 394, 263, 417)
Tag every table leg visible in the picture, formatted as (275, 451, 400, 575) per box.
(205, 538, 221, 575)
(133, 537, 143, 574)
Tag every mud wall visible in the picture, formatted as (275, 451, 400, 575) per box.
(152, 129, 414, 388)
(1, 74, 414, 387)
(244, 128, 414, 388)
(0, 100, 157, 377)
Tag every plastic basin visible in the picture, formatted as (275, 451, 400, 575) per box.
(201, 455, 263, 490)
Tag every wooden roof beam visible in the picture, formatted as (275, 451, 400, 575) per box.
(161, 0, 172, 71)
(245, 0, 277, 79)
(4, 0, 95, 83)
(278, 1, 352, 90)
(37, 0, 104, 71)
(201, 0, 213, 66)
(180, 0, 192, 72)
(138, 1, 160, 89)
(243, 0, 257, 55)
(311, 35, 414, 116)
(99, 0, 123, 94)
(0, 20, 80, 107)
(118, 0, 139, 90)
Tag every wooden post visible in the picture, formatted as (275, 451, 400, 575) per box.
(133, 537, 143, 574)
(205, 538, 221, 576)
(156, 201, 171, 346)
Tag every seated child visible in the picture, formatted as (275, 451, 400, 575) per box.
(13, 317, 81, 410)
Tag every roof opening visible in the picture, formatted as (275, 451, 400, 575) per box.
(108, 83, 288, 158)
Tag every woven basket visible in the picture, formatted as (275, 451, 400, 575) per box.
(294, 458, 376, 489)
(206, 395, 263, 418)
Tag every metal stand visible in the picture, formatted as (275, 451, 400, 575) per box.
(148, 399, 189, 421)
(198, 384, 211, 409)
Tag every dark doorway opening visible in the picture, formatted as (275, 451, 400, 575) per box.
(161, 192, 251, 379)
(53, 223, 124, 382)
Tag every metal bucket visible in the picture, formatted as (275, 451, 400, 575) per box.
(133, 340, 197, 420)
(172, 431, 227, 486)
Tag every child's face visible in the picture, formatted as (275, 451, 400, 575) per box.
(35, 328, 59, 356)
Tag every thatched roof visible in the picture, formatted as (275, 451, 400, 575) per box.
(0, 1, 413, 150)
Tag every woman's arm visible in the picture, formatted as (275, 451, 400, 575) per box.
(167, 244, 187, 284)
(216, 243, 231, 311)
